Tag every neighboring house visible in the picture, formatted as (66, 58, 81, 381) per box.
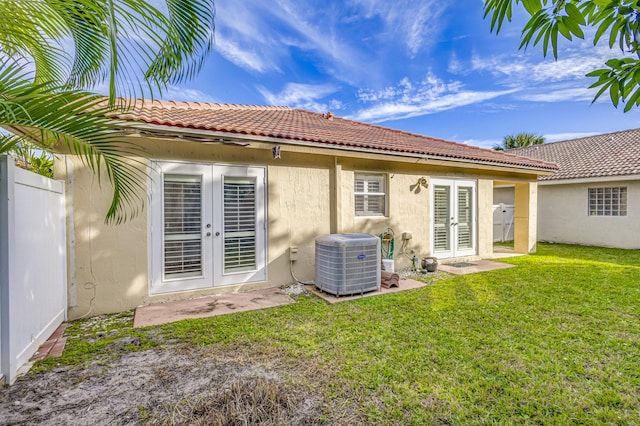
(495, 129, 640, 249)
(13, 101, 556, 318)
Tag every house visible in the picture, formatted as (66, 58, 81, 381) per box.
(495, 129, 640, 249)
(46, 100, 555, 319)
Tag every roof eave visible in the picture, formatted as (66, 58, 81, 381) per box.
(127, 122, 557, 175)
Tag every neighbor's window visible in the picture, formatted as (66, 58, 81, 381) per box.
(588, 187, 627, 216)
(355, 173, 387, 216)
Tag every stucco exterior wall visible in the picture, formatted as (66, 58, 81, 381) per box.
(477, 179, 495, 258)
(56, 156, 149, 319)
(267, 164, 332, 284)
(537, 180, 640, 249)
(56, 136, 540, 318)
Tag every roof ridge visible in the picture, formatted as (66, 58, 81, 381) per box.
(319, 111, 556, 166)
(513, 127, 640, 151)
(129, 98, 293, 111)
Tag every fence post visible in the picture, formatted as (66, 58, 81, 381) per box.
(0, 155, 16, 384)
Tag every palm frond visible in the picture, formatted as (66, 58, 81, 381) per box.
(0, 134, 20, 154)
(0, 59, 146, 224)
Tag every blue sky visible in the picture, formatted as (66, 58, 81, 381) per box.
(162, 0, 640, 149)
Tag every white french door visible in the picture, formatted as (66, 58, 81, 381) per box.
(150, 161, 266, 294)
(431, 179, 476, 259)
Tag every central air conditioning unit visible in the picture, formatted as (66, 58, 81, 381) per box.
(315, 233, 381, 296)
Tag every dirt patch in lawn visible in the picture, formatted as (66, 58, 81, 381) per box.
(0, 345, 359, 425)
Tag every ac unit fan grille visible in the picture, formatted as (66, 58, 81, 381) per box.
(315, 234, 381, 296)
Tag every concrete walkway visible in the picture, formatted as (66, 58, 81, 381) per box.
(438, 259, 515, 275)
(133, 287, 295, 328)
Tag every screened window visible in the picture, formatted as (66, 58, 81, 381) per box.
(355, 173, 387, 216)
(588, 187, 627, 216)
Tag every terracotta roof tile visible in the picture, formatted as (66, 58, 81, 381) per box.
(112, 100, 557, 172)
(509, 129, 640, 181)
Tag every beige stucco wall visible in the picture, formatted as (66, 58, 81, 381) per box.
(56, 136, 541, 318)
(537, 180, 640, 249)
(477, 179, 495, 258)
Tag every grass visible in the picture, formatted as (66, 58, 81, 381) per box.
(38, 243, 640, 424)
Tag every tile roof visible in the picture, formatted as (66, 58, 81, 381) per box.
(509, 128, 640, 181)
(112, 100, 557, 172)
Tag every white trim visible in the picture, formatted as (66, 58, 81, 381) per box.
(540, 174, 640, 185)
(149, 161, 268, 295)
(354, 172, 388, 217)
(430, 178, 477, 259)
(149, 162, 212, 295)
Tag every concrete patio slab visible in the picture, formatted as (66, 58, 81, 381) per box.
(308, 277, 428, 304)
(491, 246, 525, 259)
(438, 259, 515, 275)
(133, 287, 295, 328)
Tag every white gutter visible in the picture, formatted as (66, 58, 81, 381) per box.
(539, 174, 640, 185)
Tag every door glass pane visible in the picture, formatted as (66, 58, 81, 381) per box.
(434, 186, 450, 252)
(163, 175, 202, 279)
(457, 186, 473, 250)
(224, 177, 257, 273)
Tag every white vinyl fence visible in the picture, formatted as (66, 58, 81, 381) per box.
(1, 155, 66, 384)
(493, 203, 515, 243)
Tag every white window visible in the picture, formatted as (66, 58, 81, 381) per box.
(355, 173, 387, 217)
(588, 187, 627, 216)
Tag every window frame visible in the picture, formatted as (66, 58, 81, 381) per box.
(354, 172, 388, 217)
(588, 186, 627, 217)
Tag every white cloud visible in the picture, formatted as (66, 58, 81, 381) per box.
(214, 32, 275, 73)
(161, 86, 219, 103)
(211, 1, 285, 73)
(350, 0, 447, 55)
(517, 87, 595, 103)
(351, 73, 516, 122)
(457, 42, 628, 105)
(258, 82, 341, 112)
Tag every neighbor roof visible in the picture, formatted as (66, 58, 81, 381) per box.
(509, 128, 640, 181)
(112, 100, 556, 172)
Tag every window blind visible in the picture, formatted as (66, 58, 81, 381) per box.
(163, 175, 203, 279)
(457, 187, 473, 249)
(224, 177, 257, 272)
(433, 186, 450, 252)
(355, 173, 386, 216)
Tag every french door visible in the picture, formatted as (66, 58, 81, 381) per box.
(431, 179, 476, 259)
(150, 161, 266, 294)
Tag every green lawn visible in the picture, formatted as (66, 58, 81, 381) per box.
(40, 243, 640, 424)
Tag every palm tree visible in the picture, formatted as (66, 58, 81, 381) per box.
(493, 132, 546, 151)
(0, 0, 215, 223)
